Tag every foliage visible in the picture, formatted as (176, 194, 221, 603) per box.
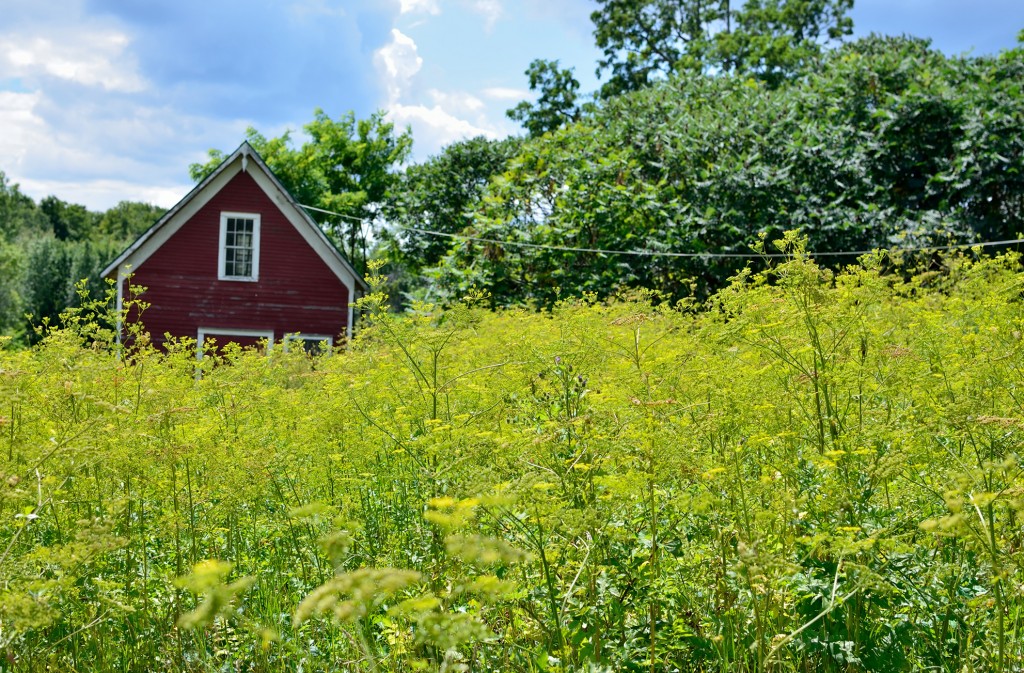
(0, 172, 164, 343)
(427, 36, 1024, 307)
(2, 247, 1024, 672)
(590, 0, 854, 96)
(19, 238, 123, 344)
(95, 201, 163, 243)
(39, 195, 100, 241)
(717, 0, 855, 87)
(381, 136, 521, 304)
(190, 109, 413, 276)
(507, 59, 584, 137)
(0, 172, 48, 242)
(0, 243, 24, 333)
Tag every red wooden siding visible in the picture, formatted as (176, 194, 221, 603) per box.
(121, 171, 350, 347)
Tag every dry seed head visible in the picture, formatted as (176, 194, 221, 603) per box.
(445, 534, 531, 565)
(609, 313, 650, 326)
(974, 416, 1023, 428)
(295, 568, 422, 625)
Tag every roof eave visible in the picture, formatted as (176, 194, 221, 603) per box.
(101, 144, 254, 278)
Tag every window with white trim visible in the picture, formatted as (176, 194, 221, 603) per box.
(218, 212, 260, 281)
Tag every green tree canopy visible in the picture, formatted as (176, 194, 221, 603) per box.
(591, 0, 854, 96)
(39, 196, 99, 242)
(0, 171, 48, 242)
(381, 136, 521, 302)
(426, 36, 1024, 307)
(96, 201, 164, 242)
(506, 59, 583, 137)
(0, 174, 175, 340)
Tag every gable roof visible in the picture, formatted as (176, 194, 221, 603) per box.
(102, 141, 369, 294)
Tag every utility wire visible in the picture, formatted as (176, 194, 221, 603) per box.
(301, 203, 367, 224)
(401, 227, 1024, 260)
(298, 203, 1024, 260)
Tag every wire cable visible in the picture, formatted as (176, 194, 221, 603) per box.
(300, 203, 368, 224)
(298, 203, 1023, 260)
(402, 227, 1024, 260)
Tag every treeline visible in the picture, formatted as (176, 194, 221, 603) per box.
(386, 34, 1024, 306)
(0, 175, 161, 341)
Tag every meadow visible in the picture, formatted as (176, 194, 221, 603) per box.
(2, 244, 1023, 672)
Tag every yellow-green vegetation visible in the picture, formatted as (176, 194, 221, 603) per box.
(2, 244, 1024, 672)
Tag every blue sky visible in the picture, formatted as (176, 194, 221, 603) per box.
(1, 0, 1022, 211)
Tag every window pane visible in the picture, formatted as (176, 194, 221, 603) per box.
(223, 216, 256, 278)
(236, 251, 251, 276)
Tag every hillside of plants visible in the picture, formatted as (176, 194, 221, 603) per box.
(2, 246, 1023, 672)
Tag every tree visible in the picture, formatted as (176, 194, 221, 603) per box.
(0, 242, 24, 333)
(716, 0, 853, 86)
(39, 196, 99, 242)
(0, 171, 49, 242)
(191, 109, 412, 275)
(97, 201, 164, 242)
(507, 59, 583, 137)
(382, 136, 520, 302)
(19, 237, 121, 343)
(592, 0, 724, 97)
(590, 0, 854, 96)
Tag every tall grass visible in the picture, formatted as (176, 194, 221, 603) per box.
(1, 247, 1023, 672)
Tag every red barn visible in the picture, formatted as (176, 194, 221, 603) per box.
(103, 141, 367, 354)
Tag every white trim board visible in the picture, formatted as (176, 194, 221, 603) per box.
(197, 327, 275, 359)
(282, 333, 335, 353)
(102, 154, 246, 279)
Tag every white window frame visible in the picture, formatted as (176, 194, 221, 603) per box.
(197, 327, 274, 359)
(218, 212, 261, 281)
(283, 333, 334, 355)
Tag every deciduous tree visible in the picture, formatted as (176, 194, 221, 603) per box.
(382, 136, 520, 302)
(433, 36, 1024, 307)
(591, 0, 854, 96)
(39, 196, 99, 242)
(506, 59, 583, 137)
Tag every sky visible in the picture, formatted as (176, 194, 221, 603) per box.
(1, 0, 1022, 212)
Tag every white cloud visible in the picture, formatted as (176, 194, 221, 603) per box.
(482, 86, 531, 101)
(428, 89, 485, 114)
(0, 31, 146, 92)
(0, 91, 46, 171)
(0, 83, 258, 209)
(400, 0, 440, 15)
(374, 28, 423, 103)
(17, 176, 188, 210)
(463, 0, 503, 31)
(387, 103, 499, 152)
(372, 14, 526, 159)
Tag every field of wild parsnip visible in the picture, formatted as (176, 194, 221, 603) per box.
(2, 245, 1024, 672)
